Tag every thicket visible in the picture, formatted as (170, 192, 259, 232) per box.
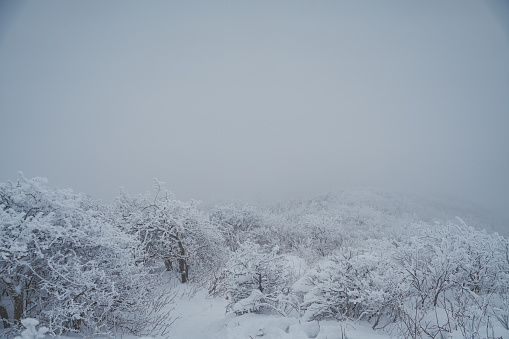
(210, 195, 509, 339)
(1, 175, 507, 339)
(0, 175, 218, 337)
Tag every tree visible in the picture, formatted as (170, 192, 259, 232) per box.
(217, 241, 295, 315)
(0, 173, 158, 336)
(110, 180, 224, 283)
(209, 204, 264, 252)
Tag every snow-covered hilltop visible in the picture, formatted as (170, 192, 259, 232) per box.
(1, 174, 508, 338)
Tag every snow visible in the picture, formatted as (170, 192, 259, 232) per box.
(14, 319, 48, 339)
(158, 282, 509, 339)
(151, 283, 398, 339)
(232, 289, 265, 314)
(3, 177, 509, 339)
(207, 313, 395, 339)
(164, 284, 228, 339)
(14, 287, 509, 339)
(292, 276, 314, 294)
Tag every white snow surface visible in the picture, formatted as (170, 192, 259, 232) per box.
(149, 283, 509, 339)
(17, 281, 509, 338)
(165, 284, 228, 339)
(135, 283, 394, 339)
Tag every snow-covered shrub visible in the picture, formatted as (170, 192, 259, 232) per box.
(217, 241, 296, 315)
(393, 221, 509, 339)
(0, 174, 162, 336)
(293, 219, 509, 338)
(210, 200, 349, 264)
(391, 226, 462, 337)
(231, 289, 267, 314)
(299, 213, 346, 259)
(297, 244, 405, 326)
(209, 203, 265, 252)
(110, 180, 224, 284)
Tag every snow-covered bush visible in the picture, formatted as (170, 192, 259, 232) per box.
(216, 241, 297, 315)
(293, 220, 509, 338)
(0, 174, 162, 337)
(297, 244, 405, 326)
(209, 203, 265, 252)
(3, 174, 507, 339)
(110, 180, 224, 283)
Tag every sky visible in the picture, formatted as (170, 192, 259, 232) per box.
(0, 1, 508, 221)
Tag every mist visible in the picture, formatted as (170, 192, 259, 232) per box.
(1, 1, 508, 223)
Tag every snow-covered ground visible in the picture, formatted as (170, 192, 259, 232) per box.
(208, 314, 394, 339)
(10, 270, 509, 339)
(165, 284, 228, 339)
(4, 179, 509, 339)
(151, 282, 509, 339)
(14, 282, 509, 339)
(165, 283, 392, 339)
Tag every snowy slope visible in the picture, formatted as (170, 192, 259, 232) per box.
(164, 285, 509, 339)
(168, 284, 393, 339)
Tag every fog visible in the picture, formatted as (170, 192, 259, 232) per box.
(1, 1, 508, 222)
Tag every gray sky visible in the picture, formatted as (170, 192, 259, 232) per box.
(1, 1, 508, 220)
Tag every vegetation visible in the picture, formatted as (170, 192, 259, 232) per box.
(1, 173, 507, 338)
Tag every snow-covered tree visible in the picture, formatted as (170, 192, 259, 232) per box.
(209, 204, 265, 252)
(216, 241, 297, 315)
(0, 174, 159, 336)
(296, 244, 405, 326)
(110, 180, 224, 283)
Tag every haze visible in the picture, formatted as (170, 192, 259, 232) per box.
(1, 1, 508, 222)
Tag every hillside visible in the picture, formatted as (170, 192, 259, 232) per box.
(1, 176, 508, 339)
